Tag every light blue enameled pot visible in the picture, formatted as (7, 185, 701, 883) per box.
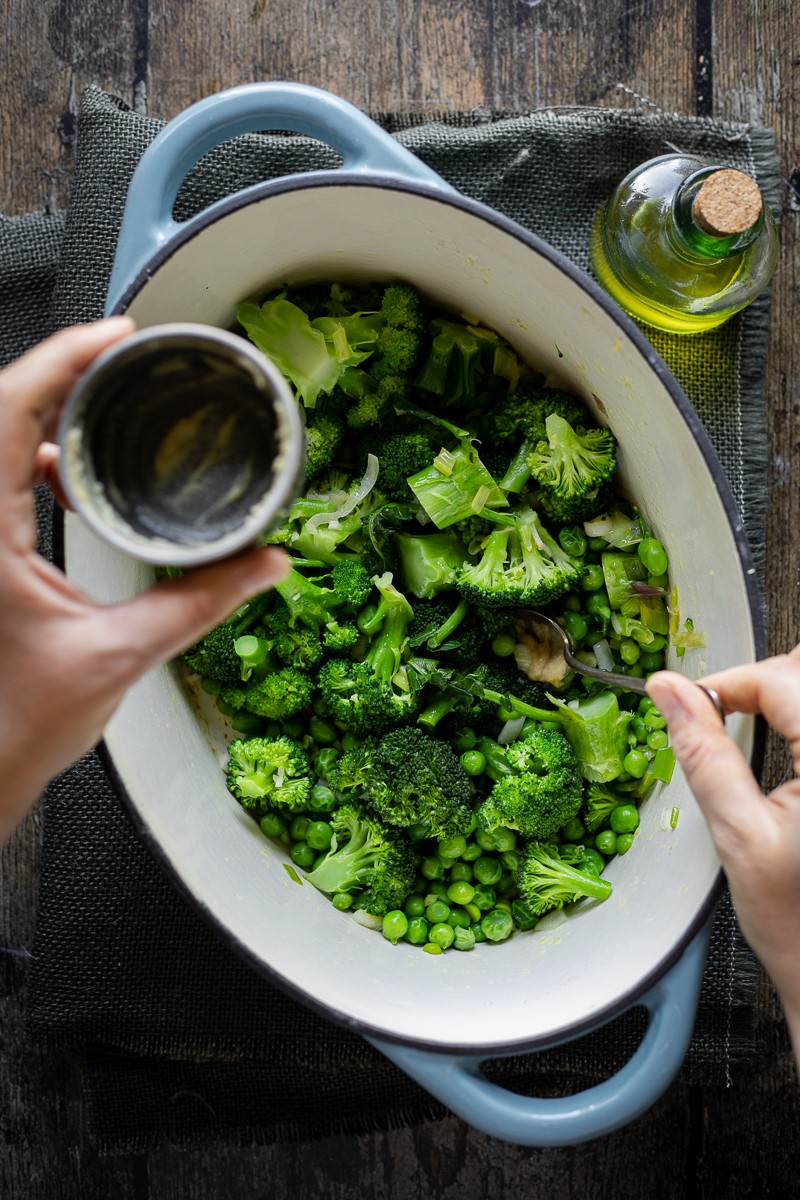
(64, 82, 763, 1147)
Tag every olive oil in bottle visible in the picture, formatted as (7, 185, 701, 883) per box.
(590, 154, 778, 334)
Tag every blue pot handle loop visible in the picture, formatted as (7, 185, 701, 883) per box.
(106, 81, 453, 314)
(367, 920, 711, 1147)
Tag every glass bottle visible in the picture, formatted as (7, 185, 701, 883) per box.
(590, 154, 779, 334)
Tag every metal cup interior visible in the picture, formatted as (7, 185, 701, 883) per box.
(57, 323, 304, 566)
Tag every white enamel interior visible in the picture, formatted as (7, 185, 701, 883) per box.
(64, 182, 757, 1052)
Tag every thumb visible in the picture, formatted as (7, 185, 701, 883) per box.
(103, 545, 290, 674)
(646, 670, 762, 852)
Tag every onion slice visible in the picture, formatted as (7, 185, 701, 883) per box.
(305, 453, 379, 530)
(592, 638, 614, 672)
(497, 714, 526, 744)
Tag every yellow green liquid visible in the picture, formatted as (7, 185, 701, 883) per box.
(589, 206, 749, 335)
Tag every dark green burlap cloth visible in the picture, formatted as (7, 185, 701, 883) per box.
(16, 88, 779, 1154)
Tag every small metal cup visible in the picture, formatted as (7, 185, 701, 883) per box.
(57, 323, 305, 566)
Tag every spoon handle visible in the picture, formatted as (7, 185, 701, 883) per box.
(561, 645, 725, 722)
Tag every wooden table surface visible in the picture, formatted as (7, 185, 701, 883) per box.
(1, 2, 798, 1197)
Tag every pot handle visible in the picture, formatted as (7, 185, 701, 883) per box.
(366, 919, 711, 1147)
(106, 81, 453, 314)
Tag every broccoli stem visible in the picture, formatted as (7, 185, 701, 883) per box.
(417, 695, 458, 730)
(498, 439, 535, 493)
(427, 598, 471, 650)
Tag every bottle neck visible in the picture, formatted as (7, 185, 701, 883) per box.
(671, 168, 764, 260)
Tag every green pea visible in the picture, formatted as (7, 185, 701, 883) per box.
(620, 661, 645, 679)
(595, 829, 618, 856)
(447, 907, 471, 929)
(491, 633, 517, 658)
(473, 856, 502, 886)
(460, 749, 487, 776)
(574, 650, 598, 669)
(259, 812, 287, 839)
(622, 749, 649, 779)
(331, 892, 353, 911)
(501, 849, 521, 873)
(281, 716, 305, 739)
(289, 816, 310, 841)
(454, 926, 477, 951)
(581, 563, 605, 591)
(563, 592, 582, 612)
(308, 715, 338, 744)
(421, 856, 444, 880)
(619, 637, 640, 665)
(408, 822, 430, 842)
(637, 537, 669, 577)
(562, 611, 588, 644)
(405, 916, 430, 944)
(581, 848, 606, 876)
(231, 710, 264, 735)
(610, 804, 640, 834)
(481, 909, 514, 943)
(309, 783, 336, 812)
(426, 899, 451, 923)
(638, 696, 656, 715)
(382, 910, 409, 945)
(305, 820, 333, 851)
(559, 524, 588, 557)
(423, 942, 443, 955)
(630, 716, 649, 743)
(470, 920, 487, 943)
(491, 827, 517, 853)
(313, 749, 340, 782)
(464, 902, 482, 922)
(616, 832, 636, 855)
(450, 862, 473, 882)
(646, 635, 668, 653)
(461, 841, 483, 862)
(472, 885, 497, 912)
(475, 829, 497, 851)
(340, 731, 362, 752)
(644, 708, 667, 731)
(587, 535, 607, 551)
(639, 650, 664, 672)
(404, 893, 426, 918)
(447, 881, 475, 906)
(498, 870, 515, 894)
(560, 817, 586, 842)
(426, 881, 449, 900)
(438, 835, 467, 860)
(452, 727, 478, 753)
(429, 922, 456, 950)
(290, 841, 315, 868)
(647, 729, 669, 751)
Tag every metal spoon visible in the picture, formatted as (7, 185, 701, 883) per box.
(514, 609, 725, 722)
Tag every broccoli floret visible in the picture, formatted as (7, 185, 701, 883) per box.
(395, 530, 469, 598)
(220, 666, 314, 722)
(415, 318, 483, 406)
(237, 296, 370, 409)
(407, 437, 510, 531)
(330, 560, 373, 607)
(380, 282, 426, 331)
(305, 803, 416, 915)
(457, 508, 582, 609)
(360, 428, 437, 498)
(226, 735, 313, 811)
(516, 841, 613, 916)
(264, 606, 325, 670)
(528, 414, 617, 500)
(484, 383, 589, 445)
(583, 781, 629, 832)
(331, 726, 474, 840)
(416, 658, 546, 732)
(305, 408, 346, 480)
(180, 594, 275, 684)
(530, 482, 616, 529)
(544, 691, 635, 783)
(475, 725, 583, 840)
(182, 623, 242, 684)
(317, 572, 417, 734)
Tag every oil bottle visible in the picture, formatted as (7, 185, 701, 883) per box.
(590, 154, 779, 334)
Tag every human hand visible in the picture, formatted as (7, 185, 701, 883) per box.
(0, 320, 288, 844)
(647, 653, 800, 1066)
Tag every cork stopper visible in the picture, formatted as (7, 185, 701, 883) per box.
(692, 169, 763, 237)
